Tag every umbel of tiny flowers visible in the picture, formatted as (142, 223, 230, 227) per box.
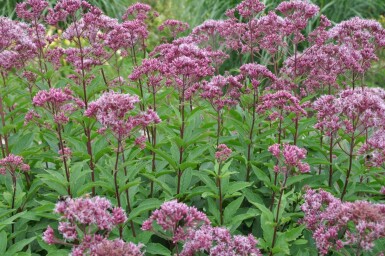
(0, 17, 36, 72)
(268, 143, 310, 174)
(32, 87, 85, 126)
(85, 91, 161, 140)
(85, 91, 160, 237)
(180, 225, 262, 256)
(0, 154, 30, 241)
(215, 144, 232, 225)
(358, 128, 385, 167)
(268, 143, 309, 254)
(239, 63, 277, 182)
(314, 87, 385, 199)
(159, 19, 190, 40)
(301, 188, 385, 255)
(42, 196, 142, 256)
(0, 154, 30, 208)
(32, 87, 84, 196)
(142, 200, 210, 244)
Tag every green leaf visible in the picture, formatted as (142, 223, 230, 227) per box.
(0, 231, 7, 255)
(4, 237, 35, 256)
(284, 226, 305, 242)
(145, 243, 171, 256)
(128, 199, 162, 221)
(118, 180, 141, 194)
(225, 182, 251, 196)
(224, 196, 244, 224)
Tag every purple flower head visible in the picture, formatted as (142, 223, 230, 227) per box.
(46, 0, 91, 25)
(0, 18, 36, 70)
(33, 88, 84, 125)
(181, 225, 262, 256)
(235, 0, 265, 19)
(358, 128, 385, 167)
(142, 200, 210, 243)
(105, 20, 148, 51)
(269, 143, 310, 173)
(16, 0, 49, 20)
(54, 196, 126, 231)
(85, 91, 160, 138)
(276, 0, 319, 43)
(150, 42, 216, 98)
(42, 226, 56, 245)
(129, 58, 166, 89)
(240, 64, 277, 89)
(159, 19, 189, 39)
(0, 154, 30, 176)
(302, 189, 385, 255)
(122, 3, 152, 21)
(201, 74, 243, 111)
(215, 144, 232, 162)
(257, 90, 306, 121)
(92, 239, 144, 256)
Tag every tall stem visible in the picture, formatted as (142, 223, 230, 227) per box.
(177, 85, 186, 195)
(122, 153, 136, 237)
(270, 172, 288, 255)
(328, 136, 334, 187)
(73, 20, 96, 196)
(340, 135, 355, 200)
(57, 124, 71, 196)
(150, 87, 157, 197)
(246, 89, 257, 182)
(217, 163, 223, 225)
(270, 111, 283, 210)
(0, 72, 9, 155)
(113, 138, 122, 238)
(293, 118, 299, 146)
(11, 174, 16, 244)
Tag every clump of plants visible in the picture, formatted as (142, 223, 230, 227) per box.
(0, 0, 385, 255)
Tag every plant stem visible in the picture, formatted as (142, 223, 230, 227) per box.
(57, 124, 71, 196)
(113, 138, 122, 238)
(11, 173, 16, 244)
(270, 171, 288, 256)
(177, 85, 186, 195)
(150, 87, 157, 198)
(246, 88, 257, 182)
(328, 135, 334, 187)
(122, 153, 136, 237)
(217, 163, 223, 225)
(340, 135, 355, 200)
(270, 112, 283, 210)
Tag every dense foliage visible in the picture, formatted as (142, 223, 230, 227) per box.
(1, 0, 385, 255)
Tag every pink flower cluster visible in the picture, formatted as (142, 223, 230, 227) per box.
(85, 91, 160, 138)
(148, 40, 218, 98)
(142, 200, 210, 243)
(143, 200, 262, 255)
(269, 143, 310, 173)
(201, 75, 243, 111)
(129, 58, 166, 89)
(16, 0, 48, 21)
(313, 88, 385, 136)
(215, 144, 232, 162)
(42, 196, 142, 256)
(0, 17, 36, 70)
(240, 63, 277, 89)
(257, 90, 306, 121)
(302, 189, 385, 255)
(159, 19, 190, 39)
(359, 128, 385, 167)
(0, 154, 30, 175)
(32, 88, 84, 125)
(181, 225, 261, 256)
